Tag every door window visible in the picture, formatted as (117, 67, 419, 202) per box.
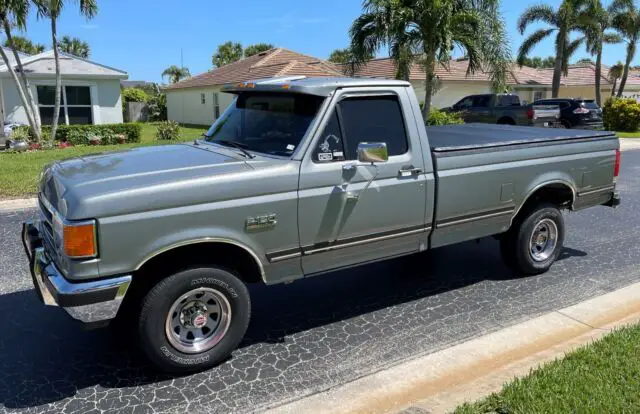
(338, 95, 409, 159)
(313, 110, 345, 162)
(471, 95, 491, 108)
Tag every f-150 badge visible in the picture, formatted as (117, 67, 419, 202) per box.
(246, 213, 277, 230)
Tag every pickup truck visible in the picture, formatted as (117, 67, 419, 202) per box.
(443, 93, 560, 127)
(22, 77, 621, 373)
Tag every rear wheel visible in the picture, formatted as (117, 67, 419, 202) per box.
(500, 203, 565, 275)
(137, 266, 250, 373)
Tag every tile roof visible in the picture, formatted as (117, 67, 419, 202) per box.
(341, 57, 640, 87)
(164, 48, 342, 90)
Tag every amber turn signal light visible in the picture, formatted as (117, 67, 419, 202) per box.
(63, 222, 97, 258)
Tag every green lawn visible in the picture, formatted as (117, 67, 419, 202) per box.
(0, 123, 208, 198)
(455, 324, 640, 414)
(616, 131, 640, 138)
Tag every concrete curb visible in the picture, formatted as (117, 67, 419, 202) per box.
(267, 281, 640, 414)
(0, 197, 36, 212)
(0, 138, 638, 212)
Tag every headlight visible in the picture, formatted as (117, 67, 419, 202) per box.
(54, 216, 98, 259)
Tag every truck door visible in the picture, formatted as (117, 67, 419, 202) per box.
(297, 87, 429, 275)
(468, 94, 492, 123)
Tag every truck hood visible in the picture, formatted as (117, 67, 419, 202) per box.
(41, 143, 289, 219)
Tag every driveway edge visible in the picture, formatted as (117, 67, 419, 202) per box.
(267, 281, 640, 414)
(0, 197, 36, 212)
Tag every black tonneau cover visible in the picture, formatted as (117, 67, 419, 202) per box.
(427, 123, 616, 153)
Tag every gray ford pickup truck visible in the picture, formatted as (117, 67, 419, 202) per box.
(22, 77, 621, 373)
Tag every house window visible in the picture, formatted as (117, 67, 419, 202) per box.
(214, 92, 220, 118)
(533, 91, 544, 102)
(37, 85, 93, 125)
(201, 93, 206, 104)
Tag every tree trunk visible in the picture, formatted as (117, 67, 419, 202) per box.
(0, 18, 41, 142)
(612, 78, 617, 97)
(617, 41, 636, 98)
(551, 53, 564, 98)
(50, 18, 62, 145)
(595, 46, 602, 106)
(551, 31, 565, 98)
(422, 52, 436, 120)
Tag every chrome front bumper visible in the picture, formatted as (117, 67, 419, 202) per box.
(22, 220, 131, 325)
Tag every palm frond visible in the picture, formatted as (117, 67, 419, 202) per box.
(517, 4, 556, 34)
(517, 28, 555, 66)
(603, 32, 623, 44)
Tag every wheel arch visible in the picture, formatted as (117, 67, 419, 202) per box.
(510, 179, 576, 226)
(497, 116, 516, 125)
(135, 238, 266, 284)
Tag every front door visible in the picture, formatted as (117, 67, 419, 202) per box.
(297, 88, 428, 275)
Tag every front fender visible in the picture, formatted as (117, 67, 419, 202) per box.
(133, 227, 266, 280)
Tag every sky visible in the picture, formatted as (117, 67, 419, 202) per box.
(13, 0, 639, 83)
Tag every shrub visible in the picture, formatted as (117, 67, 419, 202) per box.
(426, 108, 464, 126)
(50, 123, 142, 145)
(155, 121, 180, 140)
(147, 93, 167, 121)
(10, 126, 31, 141)
(602, 98, 640, 132)
(122, 88, 149, 103)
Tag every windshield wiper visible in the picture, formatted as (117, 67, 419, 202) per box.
(207, 138, 255, 159)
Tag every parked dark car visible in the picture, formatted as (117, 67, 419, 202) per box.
(533, 98, 603, 130)
(443, 94, 560, 127)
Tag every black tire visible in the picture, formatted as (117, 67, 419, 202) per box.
(138, 266, 250, 373)
(501, 203, 565, 275)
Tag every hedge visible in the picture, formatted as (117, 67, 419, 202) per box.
(20, 123, 142, 143)
(602, 98, 640, 132)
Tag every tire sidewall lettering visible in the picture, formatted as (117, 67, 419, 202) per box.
(190, 277, 239, 298)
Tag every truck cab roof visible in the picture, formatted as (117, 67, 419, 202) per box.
(222, 76, 412, 97)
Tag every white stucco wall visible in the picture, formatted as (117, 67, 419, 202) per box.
(0, 77, 123, 125)
(167, 87, 234, 126)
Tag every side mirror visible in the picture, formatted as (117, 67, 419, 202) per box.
(357, 142, 388, 164)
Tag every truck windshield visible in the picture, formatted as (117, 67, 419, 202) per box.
(204, 92, 325, 157)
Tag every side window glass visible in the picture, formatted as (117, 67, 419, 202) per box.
(313, 110, 345, 163)
(473, 95, 491, 108)
(338, 95, 409, 159)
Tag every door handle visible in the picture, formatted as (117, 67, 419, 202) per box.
(399, 167, 422, 177)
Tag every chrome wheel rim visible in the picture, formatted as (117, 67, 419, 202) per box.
(529, 218, 558, 262)
(165, 288, 232, 354)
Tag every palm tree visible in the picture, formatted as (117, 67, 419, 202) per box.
(0, 0, 42, 141)
(350, 0, 511, 118)
(58, 35, 90, 58)
(609, 62, 624, 96)
(35, 0, 97, 143)
(162, 65, 191, 84)
(610, 0, 640, 97)
(2, 35, 45, 55)
(517, 0, 592, 98)
(582, 1, 622, 106)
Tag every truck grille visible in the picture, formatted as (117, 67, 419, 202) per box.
(38, 196, 59, 259)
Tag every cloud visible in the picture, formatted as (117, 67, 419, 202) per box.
(80, 24, 99, 29)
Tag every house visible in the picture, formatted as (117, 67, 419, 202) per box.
(0, 48, 128, 126)
(165, 47, 640, 124)
(345, 57, 640, 107)
(164, 48, 342, 125)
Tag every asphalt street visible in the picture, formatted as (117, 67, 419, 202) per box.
(1, 149, 639, 414)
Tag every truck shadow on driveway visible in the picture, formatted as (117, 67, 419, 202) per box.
(0, 239, 587, 411)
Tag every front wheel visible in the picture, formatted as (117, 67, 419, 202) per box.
(138, 266, 251, 373)
(500, 203, 565, 275)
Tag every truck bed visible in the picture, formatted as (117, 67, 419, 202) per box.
(427, 123, 617, 153)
